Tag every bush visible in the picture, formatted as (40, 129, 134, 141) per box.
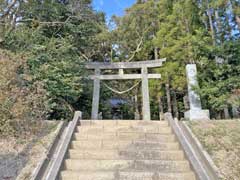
(0, 50, 49, 137)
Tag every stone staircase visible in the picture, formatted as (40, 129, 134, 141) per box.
(59, 120, 196, 180)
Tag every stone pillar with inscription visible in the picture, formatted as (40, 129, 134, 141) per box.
(184, 64, 210, 121)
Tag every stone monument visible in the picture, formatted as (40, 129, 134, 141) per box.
(184, 64, 210, 121)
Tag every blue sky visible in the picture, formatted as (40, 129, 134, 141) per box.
(93, 0, 136, 19)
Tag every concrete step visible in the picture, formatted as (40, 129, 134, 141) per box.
(76, 125, 171, 133)
(73, 132, 117, 140)
(73, 131, 174, 141)
(68, 149, 185, 160)
(71, 140, 180, 150)
(80, 120, 169, 127)
(64, 159, 191, 172)
(60, 171, 196, 180)
(58, 120, 196, 180)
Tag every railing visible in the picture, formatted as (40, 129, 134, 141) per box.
(45, 111, 82, 180)
(164, 113, 219, 180)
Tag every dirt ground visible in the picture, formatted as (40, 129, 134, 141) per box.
(188, 120, 240, 180)
(0, 121, 60, 180)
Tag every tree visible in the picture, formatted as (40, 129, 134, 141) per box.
(1, 0, 107, 119)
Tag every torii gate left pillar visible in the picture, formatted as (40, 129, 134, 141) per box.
(86, 59, 166, 120)
(91, 68, 101, 120)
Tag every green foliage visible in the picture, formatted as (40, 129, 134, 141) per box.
(111, 0, 160, 61)
(1, 0, 107, 120)
(198, 40, 240, 111)
(112, 0, 240, 118)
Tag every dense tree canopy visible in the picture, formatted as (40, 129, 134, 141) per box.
(0, 0, 107, 120)
(110, 0, 240, 119)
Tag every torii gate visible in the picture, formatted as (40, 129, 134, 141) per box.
(86, 59, 166, 120)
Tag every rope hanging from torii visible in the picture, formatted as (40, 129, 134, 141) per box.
(103, 81, 141, 95)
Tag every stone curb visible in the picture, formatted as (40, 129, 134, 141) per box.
(30, 120, 67, 180)
(164, 113, 219, 180)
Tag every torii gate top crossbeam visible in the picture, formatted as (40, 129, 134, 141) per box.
(86, 58, 166, 70)
(89, 74, 161, 80)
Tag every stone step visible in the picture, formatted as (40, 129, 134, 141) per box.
(60, 171, 196, 180)
(76, 126, 171, 133)
(68, 149, 185, 160)
(80, 120, 168, 127)
(73, 131, 174, 141)
(71, 140, 180, 150)
(64, 159, 191, 172)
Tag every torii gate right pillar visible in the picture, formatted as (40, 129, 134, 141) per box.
(141, 67, 151, 120)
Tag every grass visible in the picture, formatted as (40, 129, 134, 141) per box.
(188, 120, 240, 180)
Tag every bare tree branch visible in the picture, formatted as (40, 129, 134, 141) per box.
(17, 16, 73, 26)
(126, 36, 144, 62)
(0, 0, 18, 19)
(126, 27, 150, 62)
(79, 52, 90, 61)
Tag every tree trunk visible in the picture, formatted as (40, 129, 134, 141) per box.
(202, 13, 209, 30)
(224, 107, 230, 119)
(183, 95, 189, 110)
(216, 111, 222, 119)
(215, 10, 220, 33)
(215, 10, 223, 43)
(232, 106, 240, 118)
(165, 80, 172, 113)
(206, 3, 216, 46)
(154, 47, 158, 60)
(172, 91, 179, 119)
(158, 95, 164, 120)
(134, 94, 140, 120)
(236, 16, 240, 30)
